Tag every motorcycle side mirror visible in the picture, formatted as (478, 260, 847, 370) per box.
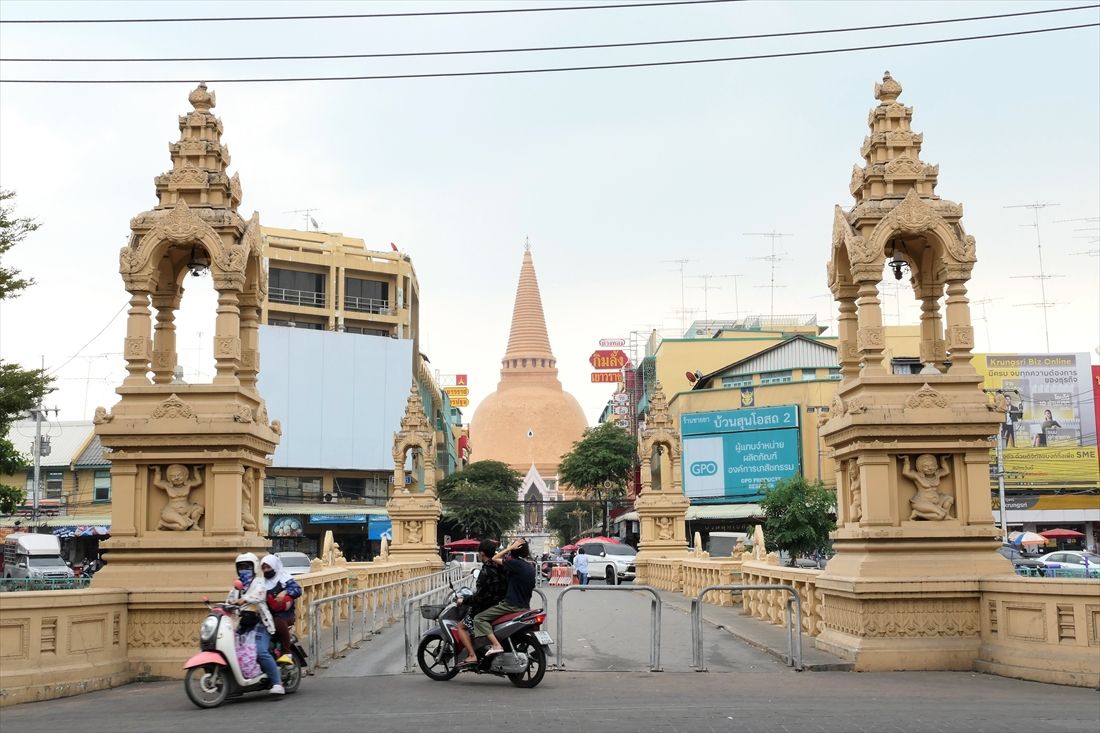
(201, 595, 209, 603)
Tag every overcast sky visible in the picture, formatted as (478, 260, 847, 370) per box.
(1, 0, 1098, 428)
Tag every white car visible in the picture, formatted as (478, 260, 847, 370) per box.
(275, 551, 312, 577)
(1037, 550, 1100, 575)
(577, 542, 636, 585)
(449, 551, 480, 576)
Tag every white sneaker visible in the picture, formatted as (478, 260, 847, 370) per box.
(269, 684, 286, 696)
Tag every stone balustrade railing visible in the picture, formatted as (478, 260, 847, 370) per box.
(293, 567, 352, 641)
(639, 557, 684, 592)
(976, 575, 1100, 688)
(0, 589, 131, 707)
(740, 560, 823, 635)
(682, 557, 743, 606)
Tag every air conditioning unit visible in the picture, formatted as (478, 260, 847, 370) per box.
(321, 493, 338, 504)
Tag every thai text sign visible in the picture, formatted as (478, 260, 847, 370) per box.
(589, 350, 628, 369)
(680, 406, 801, 501)
(975, 353, 1098, 490)
(599, 338, 626, 348)
(591, 372, 623, 383)
(444, 386, 469, 398)
(450, 397, 470, 407)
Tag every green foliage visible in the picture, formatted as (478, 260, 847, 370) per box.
(0, 484, 25, 515)
(437, 460, 521, 501)
(438, 461, 523, 540)
(759, 475, 836, 565)
(441, 479, 522, 541)
(558, 423, 635, 532)
(545, 499, 593, 546)
(0, 190, 40, 300)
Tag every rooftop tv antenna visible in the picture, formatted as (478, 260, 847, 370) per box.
(969, 297, 1002, 352)
(1004, 202, 1060, 351)
(689, 274, 734, 337)
(745, 231, 791, 324)
(662, 259, 693, 333)
(284, 208, 321, 231)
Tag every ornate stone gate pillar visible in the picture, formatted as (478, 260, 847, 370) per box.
(92, 84, 280, 677)
(385, 385, 444, 567)
(816, 73, 1011, 671)
(633, 383, 689, 585)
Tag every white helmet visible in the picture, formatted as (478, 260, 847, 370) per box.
(235, 552, 259, 573)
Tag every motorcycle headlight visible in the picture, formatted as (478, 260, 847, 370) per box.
(200, 616, 219, 642)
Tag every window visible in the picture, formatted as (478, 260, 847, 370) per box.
(891, 357, 922, 375)
(334, 477, 366, 499)
(45, 471, 63, 499)
(263, 475, 322, 502)
(801, 370, 818, 381)
(269, 318, 323, 330)
(93, 470, 111, 502)
(760, 370, 792, 385)
(269, 267, 326, 307)
(344, 277, 389, 313)
(721, 376, 752, 389)
(827, 368, 842, 381)
(345, 325, 389, 337)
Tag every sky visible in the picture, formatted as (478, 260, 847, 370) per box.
(1, 0, 1098, 428)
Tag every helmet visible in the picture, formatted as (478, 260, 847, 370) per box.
(235, 552, 259, 573)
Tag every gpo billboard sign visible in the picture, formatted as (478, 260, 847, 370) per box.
(680, 405, 801, 501)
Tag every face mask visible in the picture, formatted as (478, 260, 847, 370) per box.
(263, 570, 275, 579)
(238, 570, 254, 584)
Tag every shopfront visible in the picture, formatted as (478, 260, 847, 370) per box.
(264, 506, 391, 561)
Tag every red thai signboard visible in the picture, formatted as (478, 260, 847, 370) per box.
(589, 350, 628, 370)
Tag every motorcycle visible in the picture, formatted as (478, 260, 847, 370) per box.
(182, 596, 308, 708)
(416, 586, 552, 688)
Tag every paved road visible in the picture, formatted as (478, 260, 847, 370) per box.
(4, 584, 1098, 732)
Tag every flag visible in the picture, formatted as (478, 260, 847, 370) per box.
(390, 242, 399, 252)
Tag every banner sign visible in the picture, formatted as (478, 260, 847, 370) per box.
(975, 353, 1098, 490)
(680, 406, 801, 501)
(270, 516, 305, 537)
(444, 386, 469, 397)
(599, 338, 627, 348)
(310, 514, 367, 524)
(589, 350, 629, 369)
(368, 516, 393, 540)
(450, 397, 470, 407)
(591, 372, 623, 383)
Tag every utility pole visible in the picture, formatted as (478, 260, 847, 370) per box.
(689, 274, 735, 337)
(662, 259, 692, 334)
(745, 231, 791, 325)
(29, 404, 58, 526)
(1005, 203, 1059, 351)
(986, 387, 1020, 543)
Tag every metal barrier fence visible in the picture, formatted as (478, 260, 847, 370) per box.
(690, 584, 803, 672)
(1014, 566, 1100, 579)
(0, 577, 92, 592)
(555, 585, 663, 672)
(306, 565, 465, 671)
(402, 583, 548, 672)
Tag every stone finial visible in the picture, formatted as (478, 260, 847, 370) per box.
(874, 70, 902, 104)
(646, 381, 673, 429)
(188, 82, 216, 112)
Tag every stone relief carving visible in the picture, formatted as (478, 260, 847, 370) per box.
(128, 609, 202, 648)
(901, 454, 954, 521)
(232, 403, 254, 423)
(820, 596, 979, 638)
(655, 516, 674, 541)
(241, 467, 257, 531)
(92, 406, 114, 424)
(152, 464, 205, 530)
(848, 459, 863, 523)
(904, 383, 948, 410)
(406, 521, 423, 544)
(151, 393, 196, 419)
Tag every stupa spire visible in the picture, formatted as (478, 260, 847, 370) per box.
(501, 247, 557, 374)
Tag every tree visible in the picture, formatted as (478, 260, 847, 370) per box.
(0, 190, 50, 516)
(438, 461, 522, 540)
(758, 475, 836, 565)
(558, 423, 636, 534)
(545, 499, 592, 546)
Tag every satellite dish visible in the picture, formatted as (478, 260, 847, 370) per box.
(685, 371, 698, 384)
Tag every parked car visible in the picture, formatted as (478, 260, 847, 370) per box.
(577, 542, 636, 585)
(997, 544, 1045, 575)
(275, 551, 312, 577)
(1037, 550, 1100, 575)
(449, 551, 480, 575)
(2, 533, 74, 580)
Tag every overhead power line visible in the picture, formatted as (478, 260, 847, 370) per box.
(4, 5, 1095, 63)
(0, 0, 741, 25)
(2, 23, 1096, 84)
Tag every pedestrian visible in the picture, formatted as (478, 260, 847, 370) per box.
(573, 549, 589, 586)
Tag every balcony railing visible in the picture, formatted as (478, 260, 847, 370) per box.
(270, 287, 326, 308)
(343, 295, 392, 315)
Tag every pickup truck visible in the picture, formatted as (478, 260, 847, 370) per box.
(2, 532, 74, 580)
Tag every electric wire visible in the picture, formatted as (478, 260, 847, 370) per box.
(2, 23, 1096, 84)
(46, 302, 128, 375)
(0, 0, 742, 25)
(3, 4, 1094, 63)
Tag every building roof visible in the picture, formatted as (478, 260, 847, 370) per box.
(73, 433, 110, 468)
(693, 335, 838, 389)
(4, 421, 95, 469)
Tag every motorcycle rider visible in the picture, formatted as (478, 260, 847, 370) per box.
(453, 539, 506, 661)
(228, 552, 284, 696)
(474, 538, 535, 657)
(260, 554, 302, 655)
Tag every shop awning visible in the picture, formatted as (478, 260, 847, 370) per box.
(53, 525, 111, 538)
(613, 504, 764, 524)
(262, 504, 389, 517)
(1, 514, 111, 528)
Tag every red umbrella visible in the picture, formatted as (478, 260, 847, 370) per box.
(1039, 528, 1085, 538)
(559, 544, 579, 553)
(577, 536, 621, 545)
(444, 538, 481, 550)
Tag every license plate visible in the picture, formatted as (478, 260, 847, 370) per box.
(533, 630, 553, 646)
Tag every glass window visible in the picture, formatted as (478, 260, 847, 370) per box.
(93, 470, 111, 502)
(344, 277, 389, 313)
(721, 376, 752, 389)
(45, 471, 63, 499)
(604, 545, 637, 556)
(264, 475, 322, 502)
(345, 325, 389, 337)
(827, 368, 842, 381)
(269, 268, 326, 307)
(760, 370, 792, 385)
(334, 477, 366, 499)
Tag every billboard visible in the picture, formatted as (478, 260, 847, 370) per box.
(680, 405, 801, 501)
(975, 353, 1099, 490)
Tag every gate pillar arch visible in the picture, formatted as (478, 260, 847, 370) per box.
(386, 385, 443, 567)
